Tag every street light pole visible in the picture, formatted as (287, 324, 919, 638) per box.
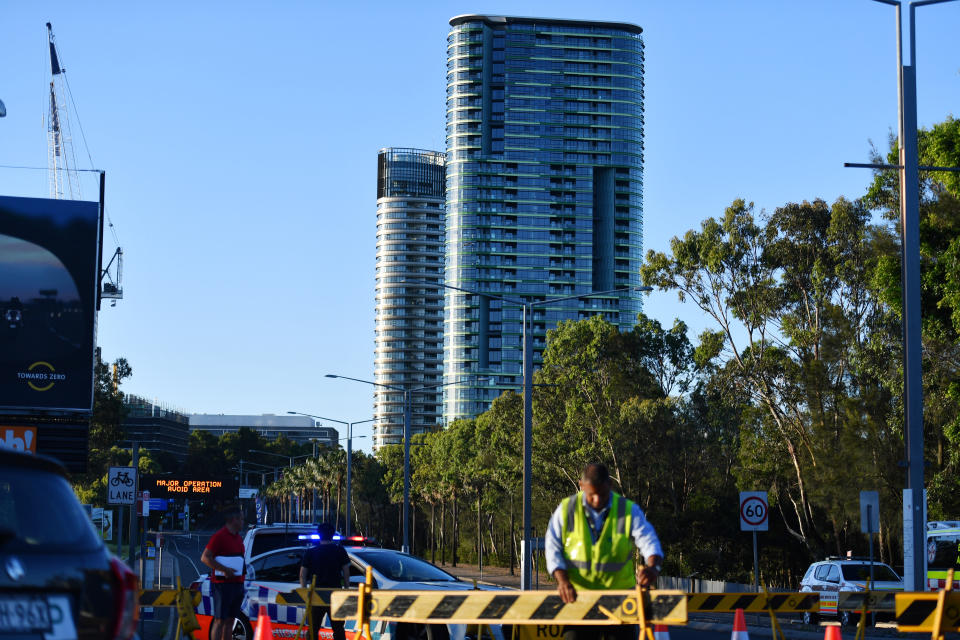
(853, 0, 959, 590)
(287, 412, 372, 536)
(403, 388, 413, 553)
(521, 304, 534, 588)
(406, 277, 650, 588)
(325, 374, 476, 554)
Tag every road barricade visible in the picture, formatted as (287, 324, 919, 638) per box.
(140, 577, 202, 640)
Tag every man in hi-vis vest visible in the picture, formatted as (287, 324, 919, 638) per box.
(545, 463, 663, 640)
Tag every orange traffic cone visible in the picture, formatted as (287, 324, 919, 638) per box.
(731, 608, 749, 640)
(823, 625, 842, 640)
(254, 606, 273, 640)
(653, 624, 670, 640)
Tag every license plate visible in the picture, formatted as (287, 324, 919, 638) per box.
(0, 596, 52, 633)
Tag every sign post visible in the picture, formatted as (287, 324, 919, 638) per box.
(740, 491, 769, 596)
(860, 491, 880, 585)
(107, 466, 137, 506)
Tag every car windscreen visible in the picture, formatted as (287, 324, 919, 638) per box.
(0, 466, 101, 552)
(840, 564, 900, 582)
(352, 550, 458, 582)
(250, 531, 314, 558)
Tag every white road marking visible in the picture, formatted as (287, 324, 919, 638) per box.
(172, 535, 203, 580)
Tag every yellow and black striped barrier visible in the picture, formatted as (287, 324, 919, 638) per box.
(139, 587, 201, 608)
(687, 593, 818, 613)
(329, 589, 688, 625)
(139, 578, 201, 640)
(895, 592, 960, 632)
(838, 590, 897, 612)
(276, 588, 336, 606)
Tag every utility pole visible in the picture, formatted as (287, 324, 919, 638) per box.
(128, 442, 138, 568)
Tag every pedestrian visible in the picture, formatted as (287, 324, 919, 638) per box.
(200, 506, 246, 640)
(546, 463, 663, 640)
(300, 523, 351, 640)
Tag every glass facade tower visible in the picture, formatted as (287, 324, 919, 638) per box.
(443, 15, 644, 421)
(374, 148, 447, 450)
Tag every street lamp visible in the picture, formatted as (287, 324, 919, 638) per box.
(250, 450, 311, 523)
(406, 277, 652, 589)
(325, 374, 481, 554)
(844, 0, 960, 591)
(288, 411, 372, 536)
(249, 449, 310, 468)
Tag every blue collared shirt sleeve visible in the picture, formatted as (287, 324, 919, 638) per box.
(631, 502, 663, 561)
(545, 502, 568, 575)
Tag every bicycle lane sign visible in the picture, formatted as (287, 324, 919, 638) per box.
(108, 466, 137, 505)
(739, 491, 768, 531)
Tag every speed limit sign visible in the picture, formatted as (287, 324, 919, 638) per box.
(739, 491, 768, 531)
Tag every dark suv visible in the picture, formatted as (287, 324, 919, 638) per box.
(0, 449, 139, 640)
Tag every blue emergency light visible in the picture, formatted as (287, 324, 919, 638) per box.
(297, 534, 343, 541)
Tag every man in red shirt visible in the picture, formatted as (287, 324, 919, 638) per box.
(201, 506, 245, 640)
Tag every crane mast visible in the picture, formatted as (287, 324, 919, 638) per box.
(44, 23, 124, 303)
(47, 22, 82, 200)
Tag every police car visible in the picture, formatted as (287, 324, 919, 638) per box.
(798, 557, 903, 626)
(191, 541, 508, 640)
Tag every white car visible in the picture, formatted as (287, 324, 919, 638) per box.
(798, 557, 903, 626)
(192, 544, 508, 640)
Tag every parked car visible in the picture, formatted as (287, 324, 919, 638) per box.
(0, 448, 139, 640)
(191, 543, 507, 640)
(799, 557, 903, 626)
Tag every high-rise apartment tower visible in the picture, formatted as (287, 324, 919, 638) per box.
(444, 15, 644, 421)
(374, 148, 447, 449)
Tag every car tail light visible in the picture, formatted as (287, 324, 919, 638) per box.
(110, 557, 139, 640)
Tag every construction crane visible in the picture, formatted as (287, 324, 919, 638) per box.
(46, 22, 82, 201)
(46, 22, 123, 303)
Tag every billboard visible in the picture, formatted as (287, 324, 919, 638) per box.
(141, 476, 240, 502)
(0, 195, 100, 411)
(0, 420, 90, 473)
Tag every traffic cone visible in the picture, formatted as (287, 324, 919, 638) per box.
(823, 625, 842, 640)
(653, 624, 670, 640)
(731, 608, 749, 640)
(254, 606, 273, 640)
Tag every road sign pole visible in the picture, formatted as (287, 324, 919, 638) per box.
(752, 529, 759, 593)
(128, 443, 138, 568)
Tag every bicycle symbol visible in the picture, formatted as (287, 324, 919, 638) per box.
(111, 470, 134, 487)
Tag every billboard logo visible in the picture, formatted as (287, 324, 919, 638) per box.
(0, 426, 38, 454)
(17, 361, 65, 391)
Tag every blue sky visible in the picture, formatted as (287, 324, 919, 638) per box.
(1, 1, 958, 452)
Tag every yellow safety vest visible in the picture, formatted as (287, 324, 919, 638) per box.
(560, 491, 636, 589)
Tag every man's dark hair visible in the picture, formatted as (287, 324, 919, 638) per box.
(223, 505, 242, 521)
(317, 522, 336, 541)
(581, 463, 610, 486)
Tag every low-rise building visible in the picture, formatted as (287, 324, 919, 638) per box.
(121, 394, 191, 462)
(188, 413, 338, 448)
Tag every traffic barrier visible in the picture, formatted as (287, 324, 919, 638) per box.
(838, 590, 896, 612)
(276, 587, 335, 606)
(329, 589, 688, 626)
(139, 578, 201, 640)
(140, 586, 201, 607)
(895, 569, 960, 637)
(730, 608, 748, 640)
(688, 593, 818, 612)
